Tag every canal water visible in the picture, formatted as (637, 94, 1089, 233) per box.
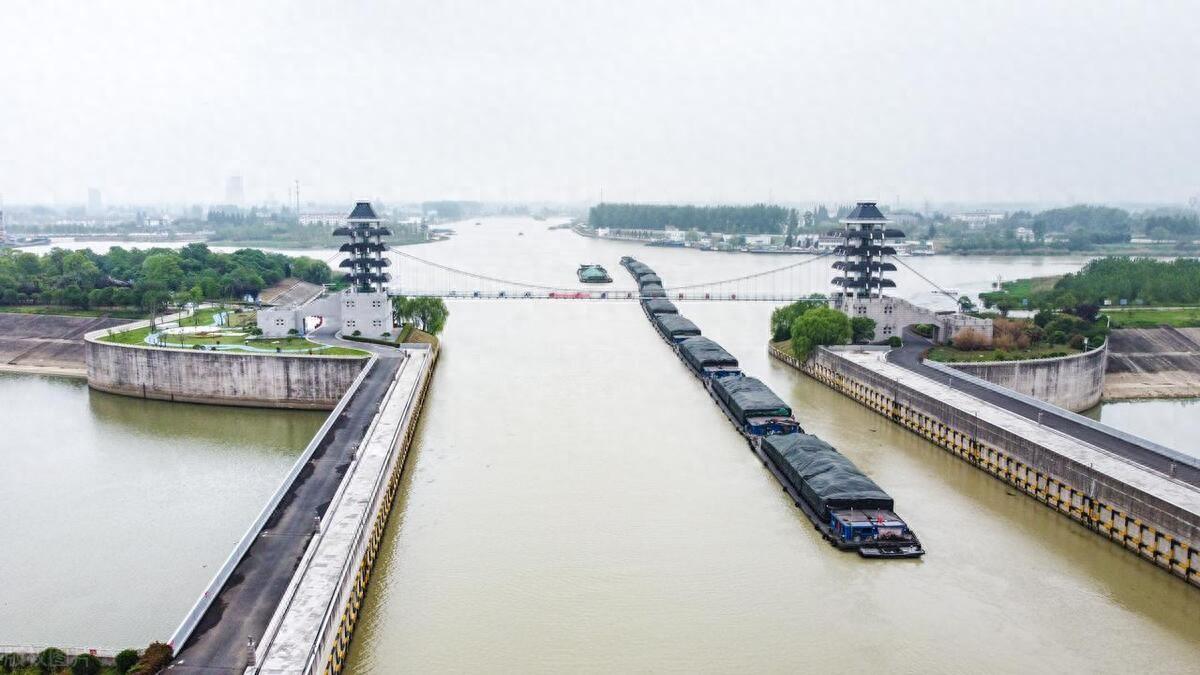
(0, 373, 325, 646)
(5, 219, 1198, 667)
(342, 219, 1200, 673)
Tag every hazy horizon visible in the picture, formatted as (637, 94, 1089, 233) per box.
(2, 1, 1198, 207)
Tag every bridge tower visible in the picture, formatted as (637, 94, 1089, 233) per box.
(831, 201, 902, 299)
(827, 200, 991, 343)
(335, 201, 392, 292)
(329, 201, 395, 338)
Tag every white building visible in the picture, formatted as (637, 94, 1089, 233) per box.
(830, 202, 991, 343)
(258, 202, 396, 340)
(954, 211, 1005, 230)
(1015, 226, 1035, 242)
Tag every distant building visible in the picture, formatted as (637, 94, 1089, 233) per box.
(953, 211, 1005, 230)
(87, 188, 102, 216)
(225, 175, 245, 206)
(1015, 226, 1035, 242)
(299, 213, 348, 226)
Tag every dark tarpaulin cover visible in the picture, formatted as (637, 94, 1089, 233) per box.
(638, 274, 663, 287)
(643, 298, 678, 314)
(640, 283, 667, 298)
(678, 336, 738, 371)
(711, 376, 792, 425)
(628, 262, 652, 276)
(760, 433, 893, 517)
(652, 313, 700, 338)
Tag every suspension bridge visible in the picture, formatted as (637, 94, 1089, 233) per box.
(311, 249, 857, 302)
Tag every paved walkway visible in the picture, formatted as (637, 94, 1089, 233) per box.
(888, 328, 1200, 487)
(168, 357, 404, 674)
(258, 349, 428, 672)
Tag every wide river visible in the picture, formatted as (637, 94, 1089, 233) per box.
(5, 219, 1198, 671)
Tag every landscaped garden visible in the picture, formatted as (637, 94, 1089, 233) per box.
(99, 306, 368, 356)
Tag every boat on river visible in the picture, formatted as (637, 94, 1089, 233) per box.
(577, 264, 612, 283)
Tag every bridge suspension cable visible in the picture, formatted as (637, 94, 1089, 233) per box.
(888, 255, 960, 302)
(664, 251, 834, 291)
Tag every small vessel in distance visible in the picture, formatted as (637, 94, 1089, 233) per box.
(577, 264, 612, 283)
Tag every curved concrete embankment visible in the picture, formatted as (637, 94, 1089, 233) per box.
(84, 324, 367, 409)
(942, 343, 1108, 412)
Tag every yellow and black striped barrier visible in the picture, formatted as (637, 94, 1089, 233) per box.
(769, 344, 1200, 587)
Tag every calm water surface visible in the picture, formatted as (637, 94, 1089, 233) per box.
(343, 220, 1200, 673)
(9, 221, 1199, 667)
(1087, 398, 1200, 457)
(0, 373, 324, 645)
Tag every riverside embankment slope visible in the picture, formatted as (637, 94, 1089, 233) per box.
(0, 312, 128, 376)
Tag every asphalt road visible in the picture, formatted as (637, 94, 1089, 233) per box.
(888, 328, 1200, 488)
(168, 356, 403, 673)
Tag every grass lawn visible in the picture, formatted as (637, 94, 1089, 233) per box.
(926, 344, 1079, 362)
(176, 306, 229, 328)
(100, 324, 367, 356)
(979, 275, 1061, 305)
(98, 325, 154, 344)
(0, 305, 146, 319)
(1102, 307, 1200, 328)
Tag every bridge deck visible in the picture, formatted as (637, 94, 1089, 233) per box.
(168, 356, 404, 674)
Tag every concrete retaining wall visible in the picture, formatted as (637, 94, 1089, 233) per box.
(943, 342, 1108, 412)
(771, 344, 1200, 588)
(84, 332, 367, 410)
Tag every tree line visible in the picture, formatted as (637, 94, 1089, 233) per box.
(0, 243, 332, 312)
(589, 203, 797, 235)
(1053, 257, 1200, 306)
(943, 204, 1200, 253)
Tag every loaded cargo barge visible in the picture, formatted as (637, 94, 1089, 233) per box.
(626, 258, 924, 558)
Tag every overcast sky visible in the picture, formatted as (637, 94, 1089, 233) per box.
(2, 1, 1198, 207)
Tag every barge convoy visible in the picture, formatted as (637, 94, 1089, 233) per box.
(621, 256, 924, 558)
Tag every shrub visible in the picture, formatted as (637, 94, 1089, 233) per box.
(850, 316, 876, 343)
(789, 307, 852, 359)
(287, 328, 299, 335)
(912, 323, 935, 338)
(71, 653, 101, 675)
(952, 328, 991, 351)
(36, 648, 67, 674)
(351, 330, 361, 337)
(115, 649, 140, 674)
(887, 335, 902, 348)
(993, 333, 1016, 351)
(128, 642, 172, 675)
(1069, 334, 1086, 349)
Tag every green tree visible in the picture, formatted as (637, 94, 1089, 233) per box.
(850, 316, 876, 343)
(769, 297, 826, 342)
(790, 307, 852, 358)
(114, 649, 139, 674)
(141, 253, 185, 290)
(411, 296, 449, 335)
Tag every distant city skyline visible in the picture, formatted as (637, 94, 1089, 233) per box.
(2, 2, 1200, 206)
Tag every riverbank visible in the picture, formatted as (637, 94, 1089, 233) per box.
(1104, 327, 1200, 400)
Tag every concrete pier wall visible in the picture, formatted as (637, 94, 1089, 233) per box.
(84, 332, 367, 410)
(770, 344, 1200, 588)
(943, 343, 1108, 412)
